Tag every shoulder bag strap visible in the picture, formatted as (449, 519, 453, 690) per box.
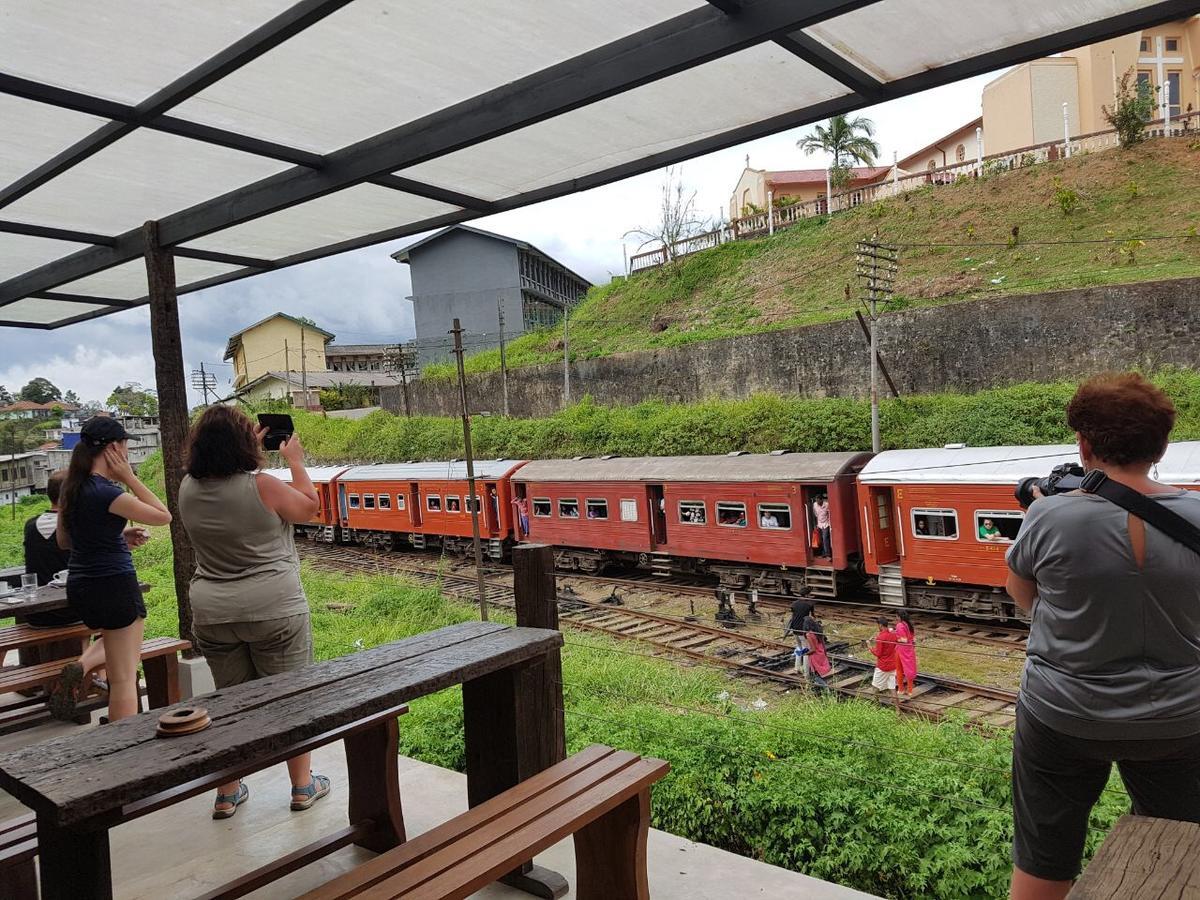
(1080, 470, 1200, 558)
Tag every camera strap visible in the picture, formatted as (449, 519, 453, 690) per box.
(1080, 470, 1200, 558)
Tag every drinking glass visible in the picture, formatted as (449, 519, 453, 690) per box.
(21, 573, 38, 598)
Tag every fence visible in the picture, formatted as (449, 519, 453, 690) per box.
(629, 110, 1200, 273)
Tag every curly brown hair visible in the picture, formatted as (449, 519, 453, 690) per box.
(184, 406, 263, 479)
(1066, 373, 1176, 466)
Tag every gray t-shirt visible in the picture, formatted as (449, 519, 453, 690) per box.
(1007, 489, 1200, 740)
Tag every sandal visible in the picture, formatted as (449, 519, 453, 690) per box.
(212, 782, 249, 820)
(48, 662, 85, 720)
(291, 773, 331, 811)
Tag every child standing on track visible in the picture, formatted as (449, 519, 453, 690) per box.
(869, 615, 897, 692)
(893, 610, 918, 697)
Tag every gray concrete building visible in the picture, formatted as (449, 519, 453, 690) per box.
(391, 225, 591, 367)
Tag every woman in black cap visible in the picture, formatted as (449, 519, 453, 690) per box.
(53, 416, 171, 721)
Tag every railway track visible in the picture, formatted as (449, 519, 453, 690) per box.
(300, 542, 1018, 729)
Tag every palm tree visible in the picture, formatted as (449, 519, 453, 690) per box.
(796, 114, 881, 207)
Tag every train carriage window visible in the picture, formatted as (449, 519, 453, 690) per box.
(396, 495, 406, 510)
(716, 502, 747, 527)
(620, 499, 638, 522)
(558, 499, 580, 518)
(466, 495, 481, 513)
(363, 494, 376, 510)
(426, 495, 441, 512)
(532, 498, 552, 517)
(348, 494, 360, 510)
(679, 501, 706, 525)
(875, 493, 890, 529)
(378, 494, 391, 510)
(975, 510, 1023, 543)
(757, 503, 791, 529)
(586, 499, 608, 519)
(446, 495, 461, 512)
(911, 508, 958, 540)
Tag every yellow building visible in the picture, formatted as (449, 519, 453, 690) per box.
(728, 162, 890, 220)
(223, 313, 334, 391)
(983, 16, 1200, 156)
(894, 118, 983, 177)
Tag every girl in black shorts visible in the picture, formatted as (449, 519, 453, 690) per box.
(53, 417, 171, 722)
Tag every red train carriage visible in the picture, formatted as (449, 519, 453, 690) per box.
(335, 460, 526, 558)
(513, 452, 871, 597)
(857, 442, 1200, 619)
(262, 466, 350, 541)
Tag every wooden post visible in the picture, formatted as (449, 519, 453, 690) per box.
(461, 542, 568, 898)
(512, 543, 566, 771)
(143, 221, 197, 654)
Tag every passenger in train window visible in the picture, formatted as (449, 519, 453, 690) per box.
(512, 496, 529, 536)
(978, 518, 1004, 541)
(759, 510, 779, 528)
(1006, 373, 1200, 899)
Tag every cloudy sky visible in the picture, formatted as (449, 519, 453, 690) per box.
(0, 72, 998, 408)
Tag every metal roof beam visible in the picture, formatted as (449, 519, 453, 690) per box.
(32, 291, 138, 308)
(0, 0, 355, 210)
(0, 220, 116, 246)
(774, 33, 885, 101)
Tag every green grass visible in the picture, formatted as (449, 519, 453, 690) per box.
(422, 139, 1200, 380)
(0, 512, 1129, 898)
(284, 367, 1200, 464)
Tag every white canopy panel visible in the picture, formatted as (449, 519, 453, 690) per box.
(0, 0, 1191, 328)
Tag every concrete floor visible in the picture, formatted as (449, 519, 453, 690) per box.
(0, 708, 879, 900)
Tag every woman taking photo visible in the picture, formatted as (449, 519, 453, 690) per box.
(54, 417, 169, 721)
(893, 609, 918, 698)
(178, 406, 329, 820)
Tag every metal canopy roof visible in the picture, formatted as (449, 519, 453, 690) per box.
(1, 0, 1194, 329)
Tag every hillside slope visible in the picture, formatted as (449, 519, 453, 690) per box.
(433, 139, 1200, 378)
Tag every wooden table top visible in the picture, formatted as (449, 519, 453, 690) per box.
(0, 583, 68, 618)
(1069, 815, 1200, 898)
(0, 620, 563, 827)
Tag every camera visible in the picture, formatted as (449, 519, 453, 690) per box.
(1015, 462, 1086, 509)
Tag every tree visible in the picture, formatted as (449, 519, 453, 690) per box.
(624, 166, 710, 265)
(797, 114, 881, 204)
(1102, 68, 1158, 149)
(0, 385, 11, 406)
(107, 382, 159, 417)
(63, 390, 79, 406)
(18, 377, 62, 404)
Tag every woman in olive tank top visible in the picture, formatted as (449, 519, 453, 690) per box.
(179, 406, 330, 819)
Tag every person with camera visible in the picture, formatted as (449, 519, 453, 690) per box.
(1006, 373, 1200, 900)
(178, 406, 329, 820)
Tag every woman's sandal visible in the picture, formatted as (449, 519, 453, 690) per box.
(48, 662, 85, 720)
(212, 782, 249, 820)
(290, 773, 331, 811)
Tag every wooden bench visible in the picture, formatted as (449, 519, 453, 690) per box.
(301, 744, 669, 900)
(0, 621, 94, 654)
(1069, 814, 1200, 898)
(0, 636, 190, 710)
(0, 812, 36, 900)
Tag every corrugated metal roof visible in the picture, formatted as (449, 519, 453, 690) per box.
(261, 465, 350, 483)
(339, 460, 526, 482)
(859, 443, 1200, 486)
(513, 452, 870, 483)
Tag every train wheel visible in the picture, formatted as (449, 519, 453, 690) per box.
(377, 533, 395, 553)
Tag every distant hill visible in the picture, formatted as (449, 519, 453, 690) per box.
(428, 139, 1200, 380)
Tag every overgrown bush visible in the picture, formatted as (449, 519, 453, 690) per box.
(1102, 69, 1158, 149)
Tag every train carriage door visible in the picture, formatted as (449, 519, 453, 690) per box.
(648, 485, 667, 547)
(867, 486, 898, 565)
(338, 483, 349, 526)
(409, 483, 422, 526)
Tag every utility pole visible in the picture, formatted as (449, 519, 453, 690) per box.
(497, 295, 509, 416)
(451, 318, 489, 622)
(562, 304, 571, 406)
(856, 240, 900, 453)
(300, 328, 309, 410)
(284, 338, 291, 403)
(7, 424, 17, 521)
(190, 364, 217, 406)
(200, 362, 210, 405)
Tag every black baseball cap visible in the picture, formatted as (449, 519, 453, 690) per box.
(80, 416, 136, 448)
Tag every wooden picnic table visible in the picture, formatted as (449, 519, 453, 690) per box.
(0, 566, 24, 588)
(0, 583, 70, 621)
(0, 619, 565, 900)
(1069, 815, 1200, 898)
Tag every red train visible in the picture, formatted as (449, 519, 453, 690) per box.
(269, 441, 1200, 619)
